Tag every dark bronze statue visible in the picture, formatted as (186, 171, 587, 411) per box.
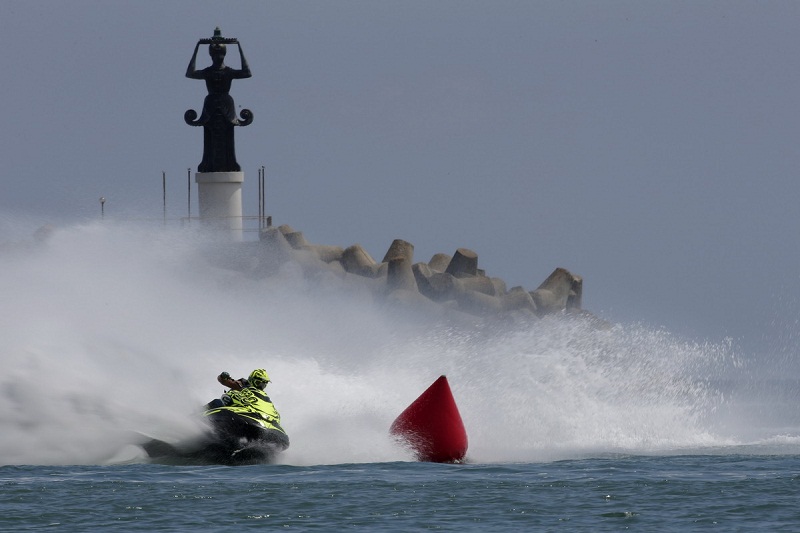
(185, 28, 253, 173)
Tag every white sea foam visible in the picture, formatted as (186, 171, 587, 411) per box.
(0, 218, 796, 465)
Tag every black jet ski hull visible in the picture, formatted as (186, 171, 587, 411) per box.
(141, 409, 289, 466)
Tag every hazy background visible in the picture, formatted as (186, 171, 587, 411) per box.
(2, 1, 799, 354)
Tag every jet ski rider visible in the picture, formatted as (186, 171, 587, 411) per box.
(205, 368, 289, 445)
(206, 369, 283, 426)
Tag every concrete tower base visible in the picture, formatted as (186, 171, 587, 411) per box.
(195, 171, 244, 241)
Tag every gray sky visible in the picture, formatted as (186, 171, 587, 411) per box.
(2, 1, 799, 354)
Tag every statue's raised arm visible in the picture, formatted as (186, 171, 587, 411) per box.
(186, 42, 202, 79)
(235, 42, 252, 80)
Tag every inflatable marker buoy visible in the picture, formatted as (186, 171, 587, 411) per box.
(389, 375, 468, 463)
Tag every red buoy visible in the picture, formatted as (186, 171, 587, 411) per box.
(389, 375, 468, 463)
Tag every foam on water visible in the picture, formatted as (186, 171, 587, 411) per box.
(0, 218, 797, 466)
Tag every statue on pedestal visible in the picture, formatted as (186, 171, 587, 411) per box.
(185, 27, 253, 173)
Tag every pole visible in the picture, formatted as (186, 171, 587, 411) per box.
(99, 197, 106, 219)
(261, 165, 266, 229)
(187, 167, 191, 220)
(162, 171, 166, 224)
(258, 166, 263, 229)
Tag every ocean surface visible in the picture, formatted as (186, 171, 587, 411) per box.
(4, 454, 800, 530)
(3, 220, 800, 530)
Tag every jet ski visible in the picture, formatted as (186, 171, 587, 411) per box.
(140, 369, 289, 465)
(140, 404, 290, 465)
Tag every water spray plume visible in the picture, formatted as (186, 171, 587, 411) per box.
(0, 217, 795, 466)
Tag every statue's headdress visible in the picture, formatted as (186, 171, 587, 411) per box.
(209, 27, 227, 54)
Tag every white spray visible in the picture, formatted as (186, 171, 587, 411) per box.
(0, 218, 790, 466)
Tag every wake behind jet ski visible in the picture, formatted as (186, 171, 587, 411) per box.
(141, 368, 289, 465)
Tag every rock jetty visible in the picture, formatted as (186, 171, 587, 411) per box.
(255, 224, 595, 325)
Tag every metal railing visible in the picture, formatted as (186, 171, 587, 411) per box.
(97, 168, 272, 237)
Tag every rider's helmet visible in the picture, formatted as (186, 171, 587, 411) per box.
(248, 369, 270, 390)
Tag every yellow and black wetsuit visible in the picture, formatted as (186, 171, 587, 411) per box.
(206, 386, 287, 437)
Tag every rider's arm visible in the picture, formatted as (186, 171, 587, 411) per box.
(218, 372, 245, 390)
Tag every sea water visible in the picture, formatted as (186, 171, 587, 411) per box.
(2, 219, 800, 530)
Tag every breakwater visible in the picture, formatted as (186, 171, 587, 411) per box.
(257, 224, 600, 325)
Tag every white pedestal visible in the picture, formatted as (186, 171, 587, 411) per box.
(195, 171, 244, 241)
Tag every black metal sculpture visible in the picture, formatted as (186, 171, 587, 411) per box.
(185, 28, 253, 173)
